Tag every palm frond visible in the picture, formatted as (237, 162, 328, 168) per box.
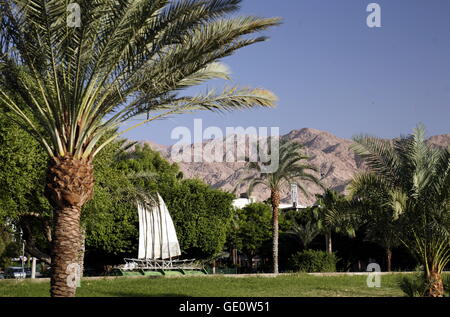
(0, 0, 280, 160)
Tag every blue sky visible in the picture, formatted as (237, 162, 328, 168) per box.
(122, 0, 450, 145)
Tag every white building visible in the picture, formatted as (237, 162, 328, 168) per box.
(232, 197, 257, 209)
(232, 197, 309, 210)
(232, 185, 312, 210)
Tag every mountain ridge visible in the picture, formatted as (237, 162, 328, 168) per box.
(139, 128, 450, 205)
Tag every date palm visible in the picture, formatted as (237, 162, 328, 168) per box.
(0, 0, 279, 296)
(238, 140, 322, 273)
(351, 125, 450, 296)
(288, 220, 320, 250)
(314, 189, 355, 254)
(348, 173, 401, 272)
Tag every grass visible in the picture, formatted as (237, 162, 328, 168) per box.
(0, 274, 407, 297)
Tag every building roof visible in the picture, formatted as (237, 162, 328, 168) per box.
(232, 198, 311, 210)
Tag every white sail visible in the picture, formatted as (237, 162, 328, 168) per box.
(138, 193, 181, 260)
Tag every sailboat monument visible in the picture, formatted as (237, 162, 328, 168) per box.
(116, 194, 207, 276)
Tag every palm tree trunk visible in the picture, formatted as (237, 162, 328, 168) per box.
(46, 156, 94, 297)
(325, 232, 332, 254)
(427, 270, 444, 297)
(386, 248, 392, 272)
(271, 189, 280, 274)
(51, 206, 82, 297)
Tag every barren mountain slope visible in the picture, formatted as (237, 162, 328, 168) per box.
(140, 129, 450, 205)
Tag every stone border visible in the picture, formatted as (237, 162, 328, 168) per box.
(0, 271, 425, 283)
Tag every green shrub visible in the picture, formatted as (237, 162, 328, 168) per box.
(398, 273, 450, 297)
(398, 274, 428, 297)
(288, 250, 337, 273)
(444, 275, 450, 294)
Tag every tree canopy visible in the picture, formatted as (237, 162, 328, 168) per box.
(0, 111, 49, 223)
(227, 202, 272, 260)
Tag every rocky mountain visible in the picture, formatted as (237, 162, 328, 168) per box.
(140, 128, 450, 206)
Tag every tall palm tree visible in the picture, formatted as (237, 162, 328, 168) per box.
(238, 140, 322, 273)
(0, 0, 279, 297)
(351, 125, 450, 297)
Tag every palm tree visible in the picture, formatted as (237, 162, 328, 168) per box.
(351, 125, 450, 297)
(0, 0, 279, 297)
(288, 220, 320, 250)
(238, 140, 322, 273)
(348, 174, 400, 272)
(314, 189, 354, 254)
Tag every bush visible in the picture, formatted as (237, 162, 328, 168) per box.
(398, 273, 450, 297)
(288, 250, 337, 273)
(398, 274, 428, 297)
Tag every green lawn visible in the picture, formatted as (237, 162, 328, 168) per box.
(0, 274, 407, 297)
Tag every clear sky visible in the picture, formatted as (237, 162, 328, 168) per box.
(122, 0, 450, 145)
